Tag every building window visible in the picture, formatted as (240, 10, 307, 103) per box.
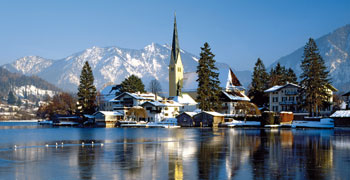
(273, 97, 278, 102)
(282, 97, 287, 102)
(177, 67, 181, 72)
(171, 67, 174, 71)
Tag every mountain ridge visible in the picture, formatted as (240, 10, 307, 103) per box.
(269, 24, 350, 92)
(2, 43, 251, 94)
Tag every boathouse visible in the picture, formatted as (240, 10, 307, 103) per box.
(330, 110, 350, 127)
(176, 112, 197, 127)
(193, 111, 224, 127)
(94, 111, 123, 128)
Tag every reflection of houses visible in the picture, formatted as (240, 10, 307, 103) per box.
(193, 111, 224, 127)
(264, 83, 337, 115)
(176, 112, 197, 127)
(94, 111, 123, 127)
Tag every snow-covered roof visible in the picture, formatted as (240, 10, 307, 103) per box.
(264, 83, 300, 93)
(169, 93, 197, 105)
(330, 110, 350, 118)
(222, 90, 250, 101)
(183, 112, 198, 117)
(162, 100, 183, 107)
(114, 92, 160, 101)
(95, 111, 123, 116)
(100, 84, 120, 101)
(202, 111, 225, 117)
(141, 101, 166, 107)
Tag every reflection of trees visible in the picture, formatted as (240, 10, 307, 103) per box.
(304, 135, 333, 180)
(197, 129, 225, 179)
(78, 146, 96, 179)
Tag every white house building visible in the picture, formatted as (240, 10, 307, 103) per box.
(264, 83, 337, 115)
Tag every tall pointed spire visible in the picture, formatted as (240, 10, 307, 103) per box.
(171, 12, 180, 64)
(169, 13, 184, 97)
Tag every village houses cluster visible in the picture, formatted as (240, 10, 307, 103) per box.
(91, 16, 344, 128)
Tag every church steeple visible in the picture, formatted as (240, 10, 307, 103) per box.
(170, 13, 180, 65)
(169, 13, 184, 97)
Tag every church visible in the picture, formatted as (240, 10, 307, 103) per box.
(167, 14, 259, 118)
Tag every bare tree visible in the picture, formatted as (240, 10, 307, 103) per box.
(148, 79, 162, 100)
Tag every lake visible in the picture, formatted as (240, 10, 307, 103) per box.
(0, 122, 349, 179)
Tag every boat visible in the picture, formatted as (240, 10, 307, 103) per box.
(291, 118, 334, 129)
(38, 120, 53, 125)
(226, 120, 260, 127)
(120, 118, 180, 128)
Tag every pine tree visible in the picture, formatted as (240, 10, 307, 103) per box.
(120, 75, 145, 93)
(7, 91, 16, 105)
(77, 61, 97, 115)
(248, 58, 269, 107)
(196, 42, 222, 111)
(285, 68, 298, 84)
(299, 38, 331, 117)
(269, 63, 285, 87)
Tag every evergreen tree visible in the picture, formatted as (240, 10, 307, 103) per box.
(120, 75, 145, 93)
(7, 91, 16, 105)
(269, 63, 285, 87)
(77, 61, 97, 115)
(299, 38, 331, 117)
(285, 68, 298, 84)
(196, 42, 222, 111)
(248, 58, 269, 107)
(16, 97, 22, 107)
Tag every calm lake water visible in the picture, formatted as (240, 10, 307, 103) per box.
(0, 122, 350, 180)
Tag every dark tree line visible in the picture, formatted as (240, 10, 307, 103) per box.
(248, 60, 297, 107)
(249, 38, 332, 116)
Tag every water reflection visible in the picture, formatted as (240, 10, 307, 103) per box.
(0, 124, 350, 179)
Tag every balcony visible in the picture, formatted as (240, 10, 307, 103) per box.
(285, 91, 298, 95)
(279, 101, 297, 105)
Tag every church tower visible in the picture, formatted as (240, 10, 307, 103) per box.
(169, 14, 184, 97)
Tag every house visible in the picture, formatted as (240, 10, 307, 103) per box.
(98, 84, 121, 111)
(94, 111, 123, 127)
(168, 93, 197, 112)
(343, 91, 350, 110)
(193, 111, 224, 127)
(141, 101, 165, 122)
(110, 92, 162, 118)
(161, 100, 183, 118)
(176, 112, 197, 127)
(264, 83, 300, 112)
(264, 83, 337, 116)
(330, 110, 350, 127)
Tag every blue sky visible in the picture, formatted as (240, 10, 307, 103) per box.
(1, 0, 350, 70)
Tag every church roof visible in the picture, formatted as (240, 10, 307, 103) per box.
(170, 14, 181, 65)
(226, 68, 242, 87)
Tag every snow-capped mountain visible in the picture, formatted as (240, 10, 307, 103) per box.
(13, 85, 56, 99)
(3, 43, 250, 94)
(270, 24, 350, 91)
